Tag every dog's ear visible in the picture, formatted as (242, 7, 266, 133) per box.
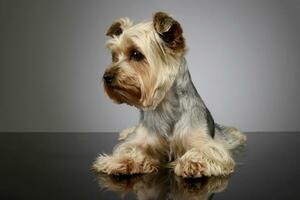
(106, 17, 133, 37)
(153, 12, 185, 51)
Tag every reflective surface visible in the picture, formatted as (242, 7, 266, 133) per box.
(0, 132, 299, 199)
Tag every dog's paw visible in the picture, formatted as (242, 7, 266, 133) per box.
(174, 148, 235, 178)
(93, 154, 142, 175)
(93, 154, 158, 175)
(174, 159, 205, 178)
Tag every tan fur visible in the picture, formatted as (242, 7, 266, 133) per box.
(93, 124, 166, 175)
(174, 142, 235, 177)
(106, 17, 133, 37)
(103, 60, 142, 106)
(118, 126, 136, 140)
(104, 19, 186, 110)
(169, 127, 235, 177)
(96, 12, 246, 178)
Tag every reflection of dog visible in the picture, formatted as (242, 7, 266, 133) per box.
(97, 170, 229, 200)
(93, 12, 246, 177)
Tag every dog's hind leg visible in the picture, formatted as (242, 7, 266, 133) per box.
(173, 128, 235, 178)
(214, 124, 247, 150)
(174, 141, 235, 177)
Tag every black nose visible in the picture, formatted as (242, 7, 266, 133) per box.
(103, 73, 115, 84)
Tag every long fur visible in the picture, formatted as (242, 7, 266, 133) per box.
(93, 12, 246, 178)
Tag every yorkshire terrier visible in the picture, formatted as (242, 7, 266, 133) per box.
(93, 12, 246, 178)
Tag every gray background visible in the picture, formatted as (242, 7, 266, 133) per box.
(1, 0, 300, 132)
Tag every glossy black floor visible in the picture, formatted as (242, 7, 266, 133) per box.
(0, 132, 299, 200)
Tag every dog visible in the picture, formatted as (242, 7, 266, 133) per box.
(93, 12, 246, 178)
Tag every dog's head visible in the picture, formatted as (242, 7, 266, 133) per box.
(103, 12, 186, 110)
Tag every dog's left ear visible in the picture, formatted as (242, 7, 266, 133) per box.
(153, 12, 185, 51)
(106, 17, 133, 37)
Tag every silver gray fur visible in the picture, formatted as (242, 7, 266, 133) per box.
(140, 58, 235, 147)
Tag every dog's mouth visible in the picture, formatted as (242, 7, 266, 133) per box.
(104, 82, 142, 106)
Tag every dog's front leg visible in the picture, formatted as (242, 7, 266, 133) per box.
(93, 125, 161, 175)
(118, 126, 136, 141)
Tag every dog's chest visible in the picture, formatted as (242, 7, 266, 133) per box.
(141, 90, 181, 136)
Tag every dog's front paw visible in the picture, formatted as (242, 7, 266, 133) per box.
(93, 154, 158, 175)
(174, 158, 205, 178)
(118, 126, 136, 141)
(93, 154, 142, 175)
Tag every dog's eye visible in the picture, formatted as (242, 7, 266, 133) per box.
(130, 50, 144, 61)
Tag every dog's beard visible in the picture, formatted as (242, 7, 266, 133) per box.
(104, 80, 142, 106)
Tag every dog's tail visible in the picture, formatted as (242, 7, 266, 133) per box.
(214, 123, 247, 150)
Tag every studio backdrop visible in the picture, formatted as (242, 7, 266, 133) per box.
(1, 0, 300, 132)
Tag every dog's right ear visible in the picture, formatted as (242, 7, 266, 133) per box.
(153, 12, 185, 51)
(106, 17, 133, 37)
